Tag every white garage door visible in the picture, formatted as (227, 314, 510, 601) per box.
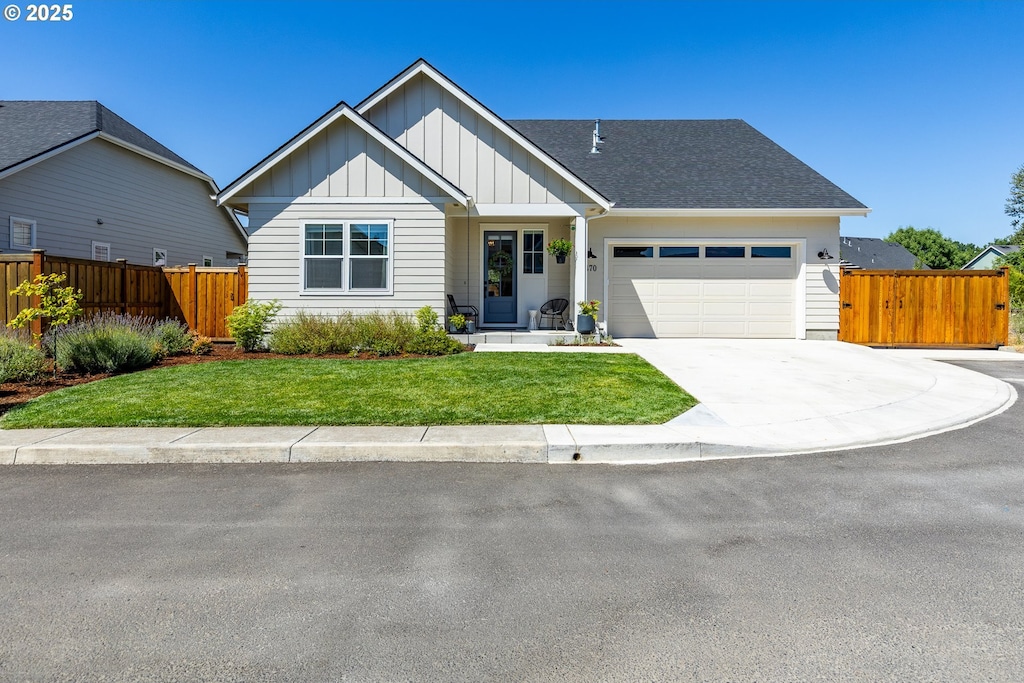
(607, 244, 797, 338)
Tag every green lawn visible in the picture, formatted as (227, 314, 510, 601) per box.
(1, 352, 696, 428)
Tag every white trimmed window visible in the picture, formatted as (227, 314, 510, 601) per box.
(202, 256, 213, 267)
(10, 216, 36, 250)
(91, 241, 111, 262)
(301, 221, 392, 293)
(153, 248, 168, 266)
(522, 229, 544, 274)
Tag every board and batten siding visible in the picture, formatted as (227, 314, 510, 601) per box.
(586, 215, 841, 338)
(362, 73, 584, 205)
(247, 201, 447, 317)
(232, 117, 448, 201)
(0, 138, 246, 266)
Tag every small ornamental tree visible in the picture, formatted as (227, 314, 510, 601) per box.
(8, 272, 84, 375)
(225, 299, 282, 351)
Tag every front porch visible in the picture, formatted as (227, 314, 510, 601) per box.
(443, 210, 599, 332)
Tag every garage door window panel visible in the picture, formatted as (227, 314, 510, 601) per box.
(660, 246, 699, 258)
(614, 246, 653, 258)
(751, 246, 792, 258)
(705, 246, 746, 258)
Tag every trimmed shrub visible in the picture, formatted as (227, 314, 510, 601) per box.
(269, 311, 354, 355)
(268, 309, 462, 357)
(407, 328, 464, 356)
(190, 332, 213, 355)
(352, 312, 415, 356)
(51, 313, 161, 374)
(226, 299, 282, 352)
(153, 318, 192, 356)
(0, 335, 46, 383)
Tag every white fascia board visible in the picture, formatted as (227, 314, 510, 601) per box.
(356, 60, 611, 211)
(217, 103, 468, 208)
(605, 207, 872, 218)
(961, 246, 1000, 270)
(0, 132, 100, 182)
(239, 196, 446, 205)
(96, 133, 214, 184)
(467, 203, 585, 217)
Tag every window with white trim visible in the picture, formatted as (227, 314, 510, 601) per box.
(302, 221, 391, 293)
(92, 241, 111, 262)
(522, 230, 544, 274)
(153, 248, 168, 266)
(10, 216, 35, 250)
(202, 256, 213, 267)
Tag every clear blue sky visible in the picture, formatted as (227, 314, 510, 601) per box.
(3, 0, 1021, 246)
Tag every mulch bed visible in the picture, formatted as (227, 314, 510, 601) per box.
(0, 343, 473, 418)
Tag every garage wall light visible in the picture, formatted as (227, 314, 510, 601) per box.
(817, 248, 835, 260)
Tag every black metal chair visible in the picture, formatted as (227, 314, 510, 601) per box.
(447, 294, 479, 326)
(539, 298, 569, 330)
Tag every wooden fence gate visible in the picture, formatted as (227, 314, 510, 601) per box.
(164, 265, 248, 340)
(839, 267, 1009, 348)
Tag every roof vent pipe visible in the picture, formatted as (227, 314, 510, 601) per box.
(590, 119, 604, 154)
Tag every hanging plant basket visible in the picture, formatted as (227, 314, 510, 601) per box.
(555, 254, 566, 264)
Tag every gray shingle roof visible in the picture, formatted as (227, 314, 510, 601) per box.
(839, 236, 925, 270)
(507, 119, 865, 210)
(0, 100, 203, 175)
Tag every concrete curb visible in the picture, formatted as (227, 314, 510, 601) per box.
(0, 380, 1014, 466)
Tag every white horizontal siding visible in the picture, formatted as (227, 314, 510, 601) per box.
(363, 73, 583, 205)
(0, 139, 246, 266)
(588, 215, 841, 337)
(247, 201, 447, 318)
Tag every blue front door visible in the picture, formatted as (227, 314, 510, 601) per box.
(484, 231, 517, 324)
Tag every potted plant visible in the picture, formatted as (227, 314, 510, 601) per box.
(448, 313, 467, 333)
(547, 238, 573, 264)
(576, 299, 600, 335)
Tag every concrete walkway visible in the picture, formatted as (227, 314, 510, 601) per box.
(0, 340, 1017, 465)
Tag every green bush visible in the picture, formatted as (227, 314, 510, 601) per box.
(352, 312, 416, 356)
(153, 318, 192, 356)
(269, 311, 354, 355)
(0, 335, 46, 383)
(407, 328, 464, 356)
(267, 309, 462, 357)
(226, 299, 282, 352)
(52, 313, 161, 374)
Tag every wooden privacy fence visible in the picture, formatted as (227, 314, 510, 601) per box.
(0, 251, 247, 340)
(164, 265, 248, 340)
(839, 267, 1009, 348)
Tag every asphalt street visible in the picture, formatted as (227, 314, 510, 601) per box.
(1, 360, 1022, 681)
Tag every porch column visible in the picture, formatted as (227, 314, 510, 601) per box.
(573, 216, 588, 319)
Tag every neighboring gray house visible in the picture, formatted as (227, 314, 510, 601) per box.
(218, 59, 868, 339)
(963, 244, 1020, 270)
(839, 236, 926, 270)
(0, 101, 247, 267)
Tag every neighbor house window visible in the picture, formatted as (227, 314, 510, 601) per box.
(522, 230, 544, 274)
(92, 241, 111, 262)
(9, 216, 35, 250)
(202, 256, 213, 267)
(302, 221, 391, 293)
(153, 248, 168, 266)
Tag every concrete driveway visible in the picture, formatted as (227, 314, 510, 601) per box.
(602, 338, 1017, 460)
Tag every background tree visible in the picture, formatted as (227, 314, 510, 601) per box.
(1000, 163, 1024, 245)
(884, 226, 978, 269)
